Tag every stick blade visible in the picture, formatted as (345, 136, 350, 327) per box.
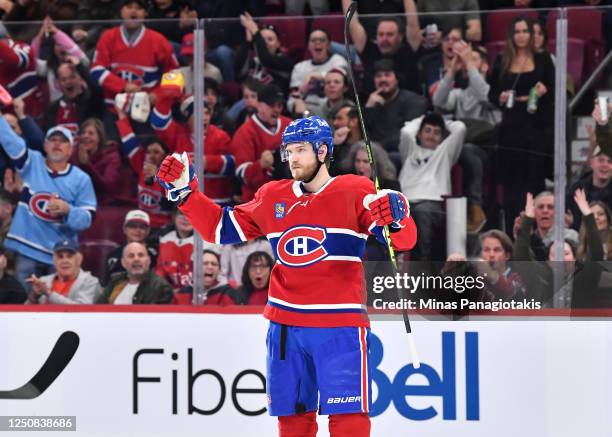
(0, 331, 80, 399)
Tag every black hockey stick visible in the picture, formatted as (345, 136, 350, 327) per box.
(344, 2, 420, 367)
(0, 331, 80, 399)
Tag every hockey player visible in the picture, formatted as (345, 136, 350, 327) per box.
(156, 116, 417, 437)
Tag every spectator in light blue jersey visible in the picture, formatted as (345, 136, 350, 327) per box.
(0, 114, 97, 290)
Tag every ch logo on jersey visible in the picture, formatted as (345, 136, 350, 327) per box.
(276, 226, 328, 267)
(274, 202, 286, 219)
(115, 66, 144, 85)
(29, 193, 62, 223)
(138, 187, 162, 210)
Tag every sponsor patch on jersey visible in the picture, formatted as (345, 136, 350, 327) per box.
(274, 202, 286, 219)
(276, 225, 328, 267)
(29, 192, 62, 223)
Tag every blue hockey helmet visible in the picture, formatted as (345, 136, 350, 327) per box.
(280, 115, 333, 162)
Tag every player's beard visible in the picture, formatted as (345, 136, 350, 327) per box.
(290, 159, 319, 182)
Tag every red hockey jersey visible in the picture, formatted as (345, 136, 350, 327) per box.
(155, 230, 194, 291)
(151, 96, 234, 204)
(0, 39, 44, 119)
(180, 175, 417, 327)
(231, 114, 292, 202)
(116, 116, 172, 228)
(91, 25, 178, 107)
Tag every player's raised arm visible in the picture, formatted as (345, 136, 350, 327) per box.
(156, 152, 263, 245)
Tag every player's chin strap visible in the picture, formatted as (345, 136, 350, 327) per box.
(302, 150, 327, 185)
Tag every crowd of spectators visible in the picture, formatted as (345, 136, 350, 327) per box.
(0, 0, 610, 309)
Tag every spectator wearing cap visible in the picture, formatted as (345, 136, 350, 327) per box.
(287, 29, 349, 116)
(342, 0, 422, 95)
(90, 0, 179, 113)
(43, 59, 105, 133)
(293, 68, 354, 123)
(0, 244, 27, 304)
(98, 241, 172, 304)
(116, 109, 174, 227)
(102, 209, 159, 285)
(398, 113, 466, 260)
(231, 83, 292, 202)
(175, 33, 223, 94)
(174, 250, 241, 305)
(150, 77, 234, 206)
(0, 117, 97, 290)
(71, 118, 122, 206)
(26, 240, 101, 304)
(364, 59, 428, 166)
(235, 13, 295, 94)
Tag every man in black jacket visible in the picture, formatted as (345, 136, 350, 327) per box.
(0, 244, 27, 304)
(364, 59, 428, 168)
(98, 242, 172, 304)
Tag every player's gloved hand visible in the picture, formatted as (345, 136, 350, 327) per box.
(364, 189, 410, 229)
(156, 152, 197, 201)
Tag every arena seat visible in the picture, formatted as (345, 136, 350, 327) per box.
(260, 16, 307, 62)
(547, 8, 607, 82)
(311, 14, 346, 44)
(80, 239, 119, 282)
(485, 9, 539, 42)
(80, 206, 132, 244)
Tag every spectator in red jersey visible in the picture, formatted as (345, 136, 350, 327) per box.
(151, 83, 235, 206)
(174, 250, 241, 305)
(235, 251, 273, 305)
(232, 83, 292, 202)
(71, 118, 122, 206)
(90, 0, 179, 137)
(26, 240, 101, 305)
(155, 208, 219, 293)
(43, 60, 105, 132)
(0, 32, 45, 120)
(102, 210, 159, 286)
(116, 108, 174, 228)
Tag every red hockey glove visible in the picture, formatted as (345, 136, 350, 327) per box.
(156, 152, 197, 201)
(365, 189, 410, 228)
